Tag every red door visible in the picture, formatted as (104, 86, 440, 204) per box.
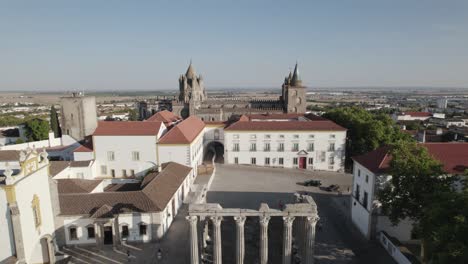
(299, 157, 307, 169)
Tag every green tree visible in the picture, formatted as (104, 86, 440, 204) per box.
(24, 119, 50, 141)
(378, 141, 453, 261)
(128, 109, 138, 121)
(418, 190, 468, 264)
(323, 107, 412, 167)
(49, 106, 62, 138)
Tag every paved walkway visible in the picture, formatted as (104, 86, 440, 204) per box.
(207, 164, 395, 264)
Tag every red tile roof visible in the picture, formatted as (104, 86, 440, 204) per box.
(93, 121, 163, 136)
(146, 110, 181, 124)
(402, 112, 432, 117)
(353, 143, 468, 174)
(225, 120, 346, 131)
(58, 162, 192, 216)
(158, 116, 205, 144)
(74, 137, 93, 152)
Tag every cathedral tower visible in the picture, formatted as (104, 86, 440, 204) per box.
(282, 63, 307, 113)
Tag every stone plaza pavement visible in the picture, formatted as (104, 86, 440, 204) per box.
(64, 164, 395, 263)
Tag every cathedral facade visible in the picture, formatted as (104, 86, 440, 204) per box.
(171, 62, 307, 121)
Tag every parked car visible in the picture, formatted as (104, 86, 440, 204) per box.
(324, 184, 340, 192)
(303, 179, 322, 187)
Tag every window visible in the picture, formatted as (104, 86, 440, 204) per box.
(233, 143, 240, 152)
(31, 195, 41, 228)
(265, 157, 270, 165)
(139, 223, 147, 236)
(234, 157, 238, 164)
(131, 170, 135, 177)
(320, 151, 326, 162)
(309, 134, 315, 139)
(264, 143, 270, 152)
(293, 134, 299, 139)
(308, 158, 314, 164)
(250, 134, 257, 139)
(292, 143, 299, 151)
(122, 170, 127, 177)
(329, 156, 335, 165)
(265, 134, 271, 139)
(251, 157, 256, 165)
(122, 225, 129, 238)
(233, 134, 239, 139)
(363, 191, 369, 209)
(307, 142, 314, 151)
(358, 169, 361, 177)
(250, 143, 257, 152)
(111, 169, 115, 178)
(87, 226, 95, 239)
(76, 172, 84, 179)
(279, 134, 285, 139)
(355, 184, 360, 201)
(365, 175, 369, 183)
(132, 151, 140, 161)
(278, 143, 284, 152)
(107, 151, 115, 161)
(328, 143, 335, 152)
(101, 165, 107, 175)
(279, 158, 284, 165)
(330, 134, 336, 139)
(293, 158, 298, 165)
(69, 227, 78, 240)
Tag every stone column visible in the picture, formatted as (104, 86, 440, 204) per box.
(282, 216, 295, 264)
(9, 204, 25, 262)
(95, 222, 104, 249)
(259, 216, 270, 264)
(113, 216, 121, 247)
(304, 216, 319, 264)
(234, 216, 246, 264)
(211, 216, 223, 264)
(186, 216, 199, 264)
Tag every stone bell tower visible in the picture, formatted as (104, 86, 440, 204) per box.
(282, 63, 307, 113)
(177, 62, 207, 118)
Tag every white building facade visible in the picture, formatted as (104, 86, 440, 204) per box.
(222, 114, 346, 172)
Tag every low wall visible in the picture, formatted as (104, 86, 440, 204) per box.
(379, 232, 419, 264)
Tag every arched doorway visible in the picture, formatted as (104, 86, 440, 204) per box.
(204, 141, 224, 164)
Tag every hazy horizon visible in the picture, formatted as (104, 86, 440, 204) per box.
(1, 1, 468, 91)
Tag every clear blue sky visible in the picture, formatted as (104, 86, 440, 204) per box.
(1, 0, 468, 91)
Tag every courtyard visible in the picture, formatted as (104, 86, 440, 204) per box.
(63, 164, 395, 264)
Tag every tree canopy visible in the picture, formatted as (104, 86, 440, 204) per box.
(323, 107, 412, 167)
(49, 106, 62, 138)
(24, 119, 50, 141)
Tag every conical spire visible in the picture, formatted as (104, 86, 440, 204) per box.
(291, 62, 302, 86)
(185, 61, 197, 79)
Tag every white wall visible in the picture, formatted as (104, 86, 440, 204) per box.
(15, 165, 56, 263)
(0, 188, 15, 262)
(351, 162, 376, 239)
(158, 132, 203, 176)
(224, 131, 346, 171)
(0, 135, 77, 151)
(93, 135, 157, 178)
(74, 151, 94, 161)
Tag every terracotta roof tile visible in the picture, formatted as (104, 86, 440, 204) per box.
(353, 143, 468, 175)
(146, 110, 181, 124)
(225, 120, 346, 131)
(93, 121, 163, 136)
(49, 161, 70, 176)
(158, 116, 205, 144)
(0, 150, 20, 162)
(58, 162, 192, 216)
(57, 179, 102, 194)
